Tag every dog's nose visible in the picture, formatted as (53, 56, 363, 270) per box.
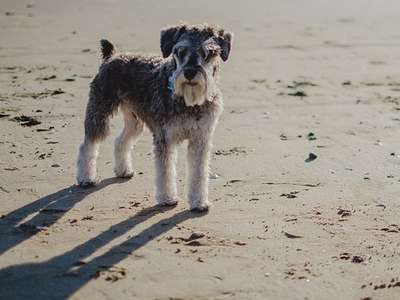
(183, 68, 197, 81)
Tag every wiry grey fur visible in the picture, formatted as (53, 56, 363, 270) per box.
(76, 24, 233, 211)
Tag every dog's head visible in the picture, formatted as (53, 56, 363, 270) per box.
(160, 24, 233, 106)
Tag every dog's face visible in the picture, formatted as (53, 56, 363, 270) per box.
(161, 24, 233, 106)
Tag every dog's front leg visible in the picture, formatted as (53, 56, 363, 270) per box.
(153, 138, 179, 206)
(187, 137, 211, 211)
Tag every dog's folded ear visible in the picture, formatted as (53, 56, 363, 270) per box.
(216, 31, 233, 62)
(160, 25, 187, 58)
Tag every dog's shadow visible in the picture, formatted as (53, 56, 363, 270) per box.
(0, 177, 129, 255)
(0, 178, 206, 299)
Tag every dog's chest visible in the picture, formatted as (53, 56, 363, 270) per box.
(161, 107, 217, 142)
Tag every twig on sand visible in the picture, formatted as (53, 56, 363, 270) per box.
(263, 182, 321, 188)
(0, 186, 10, 193)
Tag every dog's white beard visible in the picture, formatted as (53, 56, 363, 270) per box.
(174, 73, 208, 107)
(181, 83, 206, 106)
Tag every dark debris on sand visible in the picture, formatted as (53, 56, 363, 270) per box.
(13, 115, 41, 127)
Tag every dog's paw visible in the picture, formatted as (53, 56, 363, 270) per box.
(114, 162, 135, 178)
(190, 202, 210, 212)
(156, 196, 180, 207)
(77, 177, 100, 188)
(114, 168, 135, 179)
(189, 193, 210, 212)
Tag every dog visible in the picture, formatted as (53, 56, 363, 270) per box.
(76, 24, 233, 211)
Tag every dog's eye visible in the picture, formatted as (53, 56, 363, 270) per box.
(177, 47, 188, 60)
(205, 50, 217, 61)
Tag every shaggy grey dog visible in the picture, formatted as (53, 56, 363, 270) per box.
(76, 24, 233, 211)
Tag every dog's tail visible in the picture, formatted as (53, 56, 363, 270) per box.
(100, 39, 115, 61)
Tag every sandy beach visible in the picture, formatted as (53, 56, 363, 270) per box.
(1, 0, 400, 299)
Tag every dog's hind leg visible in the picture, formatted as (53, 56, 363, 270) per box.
(76, 92, 116, 186)
(114, 105, 144, 178)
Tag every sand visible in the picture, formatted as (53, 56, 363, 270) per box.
(1, 0, 400, 299)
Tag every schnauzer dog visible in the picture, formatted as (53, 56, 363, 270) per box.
(76, 24, 233, 211)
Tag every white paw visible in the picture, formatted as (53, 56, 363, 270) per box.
(156, 195, 179, 206)
(77, 177, 99, 187)
(189, 193, 210, 212)
(114, 165, 135, 178)
(190, 201, 210, 212)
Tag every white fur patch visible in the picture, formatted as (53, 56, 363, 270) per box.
(77, 141, 99, 185)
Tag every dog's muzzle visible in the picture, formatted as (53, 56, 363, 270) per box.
(174, 66, 208, 107)
(183, 68, 198, 81)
